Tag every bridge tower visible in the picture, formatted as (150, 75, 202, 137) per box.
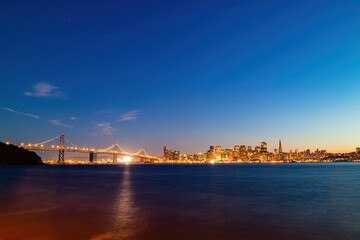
(89, 152, 97, 164)
(113, 143, 118, 163)
(58, 134, 65, 164)
(138, 149, 148, 163)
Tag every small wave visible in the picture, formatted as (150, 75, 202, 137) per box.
(0, 206, 58, 217)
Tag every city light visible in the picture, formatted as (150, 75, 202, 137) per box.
(16, 134, 360, 164)
(163, 141, 360, 163)
(122, 156, 132, 163)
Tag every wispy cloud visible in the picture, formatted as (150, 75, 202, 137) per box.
(3, 107, 40, 119)
(94, 122, 118, 136)
(25, 82, 65, 98)
(117, 110, 139, 122)
(94, 109, 140, 122)
(70, 116, 77, 120)
(49, 120, 75, 129)
(91, 110, 139, 136)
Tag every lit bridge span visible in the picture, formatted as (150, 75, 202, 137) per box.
(19, 134, 160, 164)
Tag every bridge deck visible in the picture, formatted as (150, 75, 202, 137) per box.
(22, 146, 159, 160)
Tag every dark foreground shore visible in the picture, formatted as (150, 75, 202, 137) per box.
(0, 142, 44, 165)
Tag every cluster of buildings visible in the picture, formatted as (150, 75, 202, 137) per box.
(163, 141, 360, 163)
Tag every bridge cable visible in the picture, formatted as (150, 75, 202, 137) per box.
(33, 135, 60, 146)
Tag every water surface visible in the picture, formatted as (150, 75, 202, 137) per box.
(1, 163, 360, 240)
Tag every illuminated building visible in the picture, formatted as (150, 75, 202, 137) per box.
(247, 148, 254, 160)
(198, 153, 205, 161)
(163, 146, 180, 162)
(210, 145, 215, 152)
(260, 154, 267, 162)
(163, 146, 169, 161)
(233, 145, 240, 160)
(215, 145, 221, 152)
(225, 148, 233, 161)
(259, 142, 268, 162)
(260, 142, 267, 154)
(174, 151, 180, 161)
(240, 145, 246, 153)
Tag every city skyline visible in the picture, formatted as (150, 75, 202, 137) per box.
(6, 135, 360, 161)
(8, 135, 360, 163)
(1, 1, 360, 155)
(164, 140, 360, 163)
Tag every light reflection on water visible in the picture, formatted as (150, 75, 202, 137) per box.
(95, 165, 148, 239)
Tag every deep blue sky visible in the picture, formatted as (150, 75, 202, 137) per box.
(1, 0, 360, 156)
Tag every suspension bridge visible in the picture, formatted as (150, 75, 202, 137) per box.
(17, 134, 160, 164)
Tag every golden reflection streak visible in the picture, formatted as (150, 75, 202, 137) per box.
(93, 165, 147, 239)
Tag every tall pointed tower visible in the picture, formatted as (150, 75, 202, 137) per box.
(279, 139, 282, 154)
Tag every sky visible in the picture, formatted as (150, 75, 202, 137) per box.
(1, 0, 360, 156)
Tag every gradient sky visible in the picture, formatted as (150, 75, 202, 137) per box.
(1, 0, 360, 156)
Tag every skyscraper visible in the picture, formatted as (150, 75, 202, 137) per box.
(279, 139, 282, 154)
(209, 145, 215, 152)
(163, 146, 169, 160)
(260, 142, 267, 153)
(240, 145, 246, 153)
(215, 146, 221, 152)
